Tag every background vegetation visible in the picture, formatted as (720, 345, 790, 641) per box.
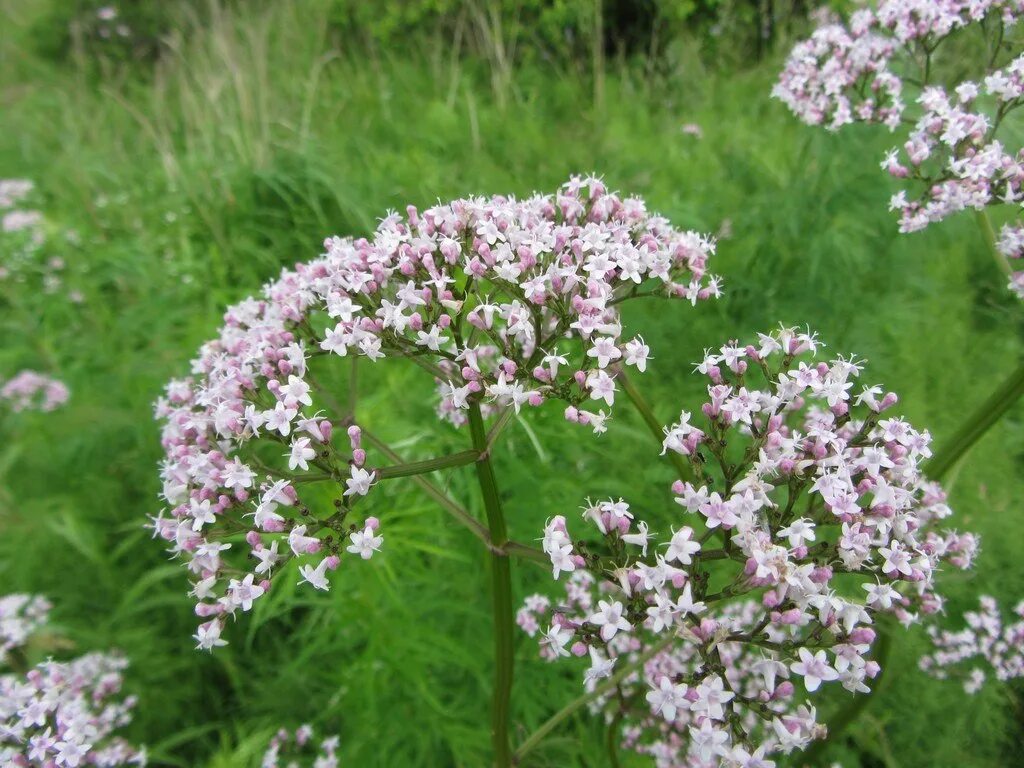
(0, 0, 1021, 765)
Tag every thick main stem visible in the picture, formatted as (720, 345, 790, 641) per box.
(976, 208, 1011, 278)
(927, 359, 1024, 480)
(468, 400, 514, 768)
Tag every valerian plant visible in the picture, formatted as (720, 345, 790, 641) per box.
(151, 175, 719, 764)
(145, 169, 1011, 766)
(517, 326, 977, 766)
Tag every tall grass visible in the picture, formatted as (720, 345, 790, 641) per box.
(1, 0, 1022, 765)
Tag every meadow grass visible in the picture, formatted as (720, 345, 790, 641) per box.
(1, 1, 1022, 765)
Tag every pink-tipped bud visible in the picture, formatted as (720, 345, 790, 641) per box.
(773, 681, 795, 699)
(879, 392, 899, 411)
(849, 627, 875, 645)
(780, 608, 803, 625)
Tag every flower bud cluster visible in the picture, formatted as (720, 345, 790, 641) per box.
(522, 326, 976, 765)
(261, 725, 339, 768)
(153, 176, 718, 649)
(920, 595, 1024, 693)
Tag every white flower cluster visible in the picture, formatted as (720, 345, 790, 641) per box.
(152, 176, 719, 649)
(523, 326, 977, 765)
(0, 593, 146, 767)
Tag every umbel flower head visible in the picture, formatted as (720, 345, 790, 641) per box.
(0, 593, 147, 767)
(774, 1, 1024, 297)
(261, 725, 339, 768)
(151, 175, 720, 649)
(519, 326, 976, 766)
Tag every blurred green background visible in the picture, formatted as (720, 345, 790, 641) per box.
(1, 1, 1022, 765)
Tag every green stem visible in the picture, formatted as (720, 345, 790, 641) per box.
(360, 428, 491, 544)
(926, 360, 1024, 480)
(617, 368, 693, 482)
(976, 208, 1011, 278)
(468, 400, 514, 768)
(605, 708, 623, 768)
(513, 633, 675, 763)
(360, 429, 547, 564)
(500, 539, 549, 565)
(375, 449, 480, 479)
(345, 357, 358, 421)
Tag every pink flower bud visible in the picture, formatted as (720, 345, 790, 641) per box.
(773, 681, 795, 699)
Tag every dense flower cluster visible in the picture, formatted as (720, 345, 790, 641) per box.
(0, 593, 146, 767)
(885, 57, 1024, 238)
(262, 725, 340, 768)
(1, 654, 146, 767)
(0, 594, 51, 665)
(920, 595, 1024, 693)
(151, 175, 719, 649)
(1, 371, 70, 413)
(775, 1, 1024, 296)
(521, 326, 976, 765)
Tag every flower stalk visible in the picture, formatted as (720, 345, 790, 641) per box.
(618, 368, 693, 482)
(513, 633, 676, 763)
(374, 449, 481, 479)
